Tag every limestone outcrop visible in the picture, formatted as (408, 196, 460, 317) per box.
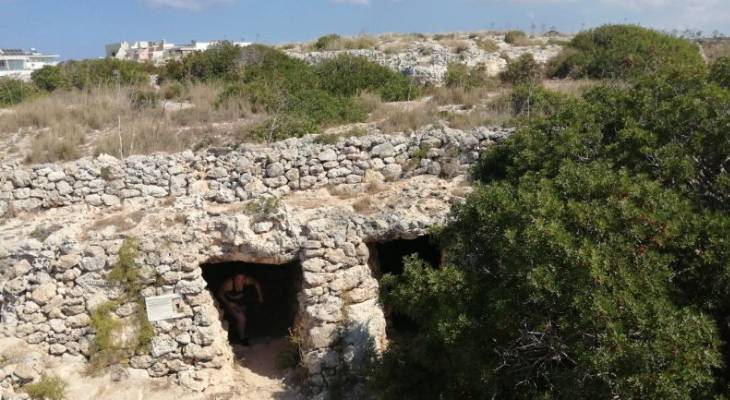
(287, 36, 562, 84)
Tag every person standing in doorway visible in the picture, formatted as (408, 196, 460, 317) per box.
(216, 273, 264, 346)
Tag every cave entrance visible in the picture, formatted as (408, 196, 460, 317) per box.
(368, 236, 442, 337)
(201, 260, 302, 346)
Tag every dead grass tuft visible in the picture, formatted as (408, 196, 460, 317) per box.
(370, 103, 440, 133)
(352, 196, 377, 215)
(440, 39, 471, 54)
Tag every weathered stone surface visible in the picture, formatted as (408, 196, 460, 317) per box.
(30, 283, 56, 305)
(0, 126, 507, 391)
(150, 337, 178, 357)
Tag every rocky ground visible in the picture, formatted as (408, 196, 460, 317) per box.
(286, 32, 565, 84)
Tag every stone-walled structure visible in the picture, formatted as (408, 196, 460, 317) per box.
(0, 126, 510, 397)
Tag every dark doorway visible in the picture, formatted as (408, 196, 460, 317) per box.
(369, 236, 442, 278)
(201, 260, 302, 344)
(368, 236, 442, 337)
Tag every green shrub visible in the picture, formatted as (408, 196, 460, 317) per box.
(31, 66, 67, 92)
(369, 66, 730, 399)
(500, 53, 542, 85)
(107, 237, 142, 298)
(504, 30, 528, 45)
(315, 54, 420, 101)
(162, 82, 184, 100)
(161, 41, 242, 82)
(244, 197, 280, 221)
(0, 79, 39, 107)
(23, 375, 67, 400)
(250, 114, 320, 142)
(709, 56, 730, 88)
(443, 63, 491, 89)
(90, 301, 121, 352)
(52, 59, 151, 91)
(548, 24, 703, 79)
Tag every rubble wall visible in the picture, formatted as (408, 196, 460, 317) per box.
(0, 127, 509, 395)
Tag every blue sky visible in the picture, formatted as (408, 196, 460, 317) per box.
(1, 0, 728, 60)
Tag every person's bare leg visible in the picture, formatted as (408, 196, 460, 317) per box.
(235, 311, 247, 343)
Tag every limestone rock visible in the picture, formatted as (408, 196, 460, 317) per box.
(30, 283, 56, 305)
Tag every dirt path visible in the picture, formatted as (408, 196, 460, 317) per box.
(229, 338, 305, 400)
(0, 337, 304, 400)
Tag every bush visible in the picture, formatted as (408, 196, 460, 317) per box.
(369, 67, 730, 399)
(161, 41, 242, 82)
(31, 66, 66, 92)
(709, 56, 730, 88)
(443, 63, 491, 89)
(162, 82, 184, 100)
(315, 54, 420, 101)
(504, 30, 528, 45)
(500, 53, 542, 85)
(249, 114, 319, 142)
(23, 375, 67, 400)
(548, 24, 703, 79)
(0, 79, 39, 107)
(508, 83, 566, 117)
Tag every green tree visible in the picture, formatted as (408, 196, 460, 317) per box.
(160, 41, 242, 82)
(369, 63, 730, 399)
(548, 24, 704, 79)
(500, 53, 542, 85)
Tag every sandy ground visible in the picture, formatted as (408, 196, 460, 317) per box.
(0, 337, 304, 400)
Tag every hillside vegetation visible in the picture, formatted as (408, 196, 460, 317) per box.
(367, 26, 730, 400)
(549, 25, 704, 78)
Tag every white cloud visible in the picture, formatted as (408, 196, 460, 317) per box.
(142, 0, 232, 11)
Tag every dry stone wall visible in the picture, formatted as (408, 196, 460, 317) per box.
(0, 126, 509, 218)
(0, 126, 510, 397)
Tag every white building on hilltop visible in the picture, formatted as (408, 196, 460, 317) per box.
(0, 49, 60, 80)
(105, 40, 251, 65)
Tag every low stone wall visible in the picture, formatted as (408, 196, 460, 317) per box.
(0, 127, 509, 397)
(0, 126, 510, 218)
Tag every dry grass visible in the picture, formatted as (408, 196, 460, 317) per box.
(26, 122, 86, 163)
(0, 87, 131, 134)
(310, 35, 378, 51)
(543, 79, 598, 97)
(699, 38, 730, 62)
(353, 90, 382, 114)
(352, 196, 377, 215)
(442, 95, 515, 130)
(370, 103, 440, 133)
(89, 210, 146, 232)
(379, 42, 410, 55)
(476, 38, 500, 53)
(428, 83, 502, 108)
(441, 39, 471, 54)
(0, 82, 259, 162)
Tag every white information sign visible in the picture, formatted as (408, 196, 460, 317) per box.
(145, 293, 183, 322)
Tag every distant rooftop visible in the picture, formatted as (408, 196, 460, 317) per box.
(0, 49, 27, 56)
